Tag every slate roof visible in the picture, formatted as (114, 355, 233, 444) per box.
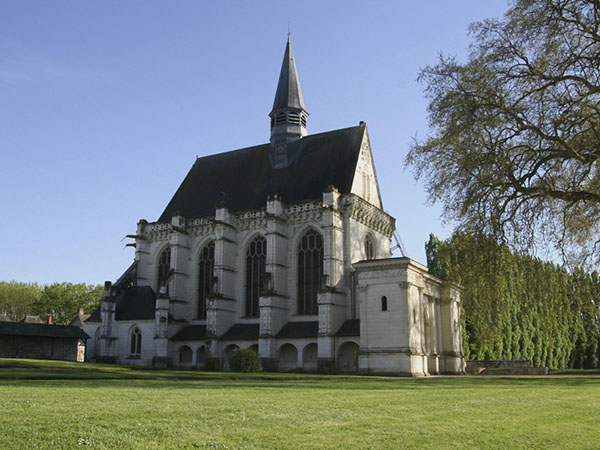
(115, 286, 156, 321)
(69, 314, 91, 329)
(0, 321, 90, 339)
(171, 325, 207, 341)
(335, 319, 360, 337)
(85, 306, 101, 323)
(158, 124, 365, 222)
(85, 286, 156, 323)
(220, 323, 260, 341)
(275, 321, 318, 339)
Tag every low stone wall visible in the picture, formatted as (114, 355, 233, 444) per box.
(466, 360, 548, 375)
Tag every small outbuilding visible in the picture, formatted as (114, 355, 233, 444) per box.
(0, 321, 90, 362)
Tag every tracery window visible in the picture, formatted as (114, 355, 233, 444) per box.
(157, 246, 171, 293)
(297, 229, 324, 315)
(197, 242, 215, 319)
(365, 236, 375, 260)
(245, 236, 266, 317)
(130, 326, 142, 356)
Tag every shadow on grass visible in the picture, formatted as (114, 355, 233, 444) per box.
(1, 358, 599, 391)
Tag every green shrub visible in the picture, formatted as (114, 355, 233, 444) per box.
(228, 348, 262, 372)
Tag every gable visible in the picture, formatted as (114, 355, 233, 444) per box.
(349, 128, 383, 209)
(158, 124, 366, 222)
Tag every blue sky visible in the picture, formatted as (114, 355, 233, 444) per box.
(0, 1, 509, 285)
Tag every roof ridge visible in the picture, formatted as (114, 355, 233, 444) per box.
(193, 123, 365, 163)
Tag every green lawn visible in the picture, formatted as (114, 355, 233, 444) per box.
(0, 359, 599, 449)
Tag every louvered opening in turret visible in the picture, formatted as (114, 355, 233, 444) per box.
(288, 112, 301, 125)
(275, 113, 287, 125)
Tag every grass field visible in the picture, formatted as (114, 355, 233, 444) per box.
(0, 359, 599, 449)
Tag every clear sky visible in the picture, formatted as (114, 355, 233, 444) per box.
(0, 1, 509, 285)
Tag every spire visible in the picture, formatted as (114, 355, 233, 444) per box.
(271, 36, 306, 113)
(269, 37, 309, 168)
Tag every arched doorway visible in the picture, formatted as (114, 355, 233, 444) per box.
(224, 344, 239, 371)
(338, 342, 359, 373)
(179, 345, 192, 366)
(279, 343, 298, 371)
(302, 343, 318, 371)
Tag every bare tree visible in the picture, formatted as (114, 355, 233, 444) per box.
(407, 0, 600, 266)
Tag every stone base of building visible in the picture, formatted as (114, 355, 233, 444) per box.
(260, 357, 278, 372)
(96, 356, 119, 364)
(358, 350, 430, 377)
(317, 357, 334, 373)
(152, 356, 169, 368)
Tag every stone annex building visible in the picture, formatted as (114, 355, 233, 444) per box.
(85, 38, 464, 376)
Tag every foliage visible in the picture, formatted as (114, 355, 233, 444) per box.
(0, 281, 103, 324)
(407, 0, 600, 266)
(1, 359, 599, 449)
(0, 281, 42, 321)
(228, 348, 262, 372)
(426, 232, 600, 368)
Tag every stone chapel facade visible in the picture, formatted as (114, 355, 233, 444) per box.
(85, 38, 464, 376)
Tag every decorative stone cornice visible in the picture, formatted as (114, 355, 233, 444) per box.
(286, 201, 323, 224)
(339, 194, 395, 237)
(145, 222, 172, 241)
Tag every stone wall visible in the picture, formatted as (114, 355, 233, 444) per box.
(0, 336, 85, 362)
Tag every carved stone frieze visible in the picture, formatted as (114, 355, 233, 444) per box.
(339, 194, 395, 237)
(358, 268, 403, 280)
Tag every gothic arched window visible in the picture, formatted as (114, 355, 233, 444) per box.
(245, 236, 266, 318)
(157, 246, 171, 293)
(197, 242, 215, 319)
(297, 229, 323, 315)
(130, 326, 142, 356)
(365, 236, 375, 260)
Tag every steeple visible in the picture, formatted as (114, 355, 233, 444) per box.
(269, 36, 309, 169)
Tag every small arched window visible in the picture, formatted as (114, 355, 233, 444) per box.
(381, 296, 388, 311)
(130, 326, 142, 356)
(365, 236, 375, 260)
(197, 242, 215, 319)
(157, 246, 171, 293)
(245, 236, 267, 318)
(297, 229, 324, 315)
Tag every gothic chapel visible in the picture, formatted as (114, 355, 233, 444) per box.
(85, 38, 464, 376)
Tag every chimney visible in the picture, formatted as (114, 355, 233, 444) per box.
(78, 308, 84, 316)
(47, 316, 52, 325)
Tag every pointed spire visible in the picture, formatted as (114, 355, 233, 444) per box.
(269, 37, 309, 169)
(271, 36, 306, 113)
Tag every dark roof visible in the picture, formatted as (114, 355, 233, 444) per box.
(85, 306, 101, 323)
(114, 260, 138, 290)
(220, 323, 259, 341)
(271, 38, 306, 113)
(158, 124, 365, 222)
(85, 286, 156, 323)
(171, 325, 207, 341)
(335, 319, 360, 337)
(69, 314, 91, 329)
(115, 286, 156, 321)
(0, 321, 90, 339)
(275, 321, 318, 339)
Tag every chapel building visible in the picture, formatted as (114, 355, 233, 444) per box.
(85, 38, 464, 376)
